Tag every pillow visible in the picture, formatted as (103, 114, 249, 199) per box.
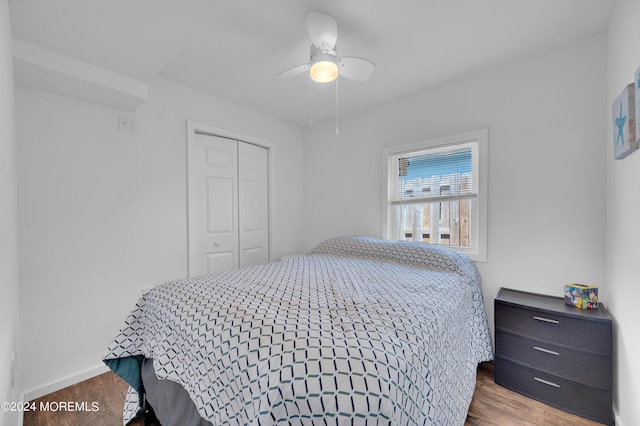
(308, 235, 475, 277)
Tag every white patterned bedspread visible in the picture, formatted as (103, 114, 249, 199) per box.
(104, 236, 493, 425)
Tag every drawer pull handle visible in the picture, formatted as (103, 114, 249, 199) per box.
(533, 346, 560, 356)
(532, 316, 559, 324)
(534, 377, 560, 388)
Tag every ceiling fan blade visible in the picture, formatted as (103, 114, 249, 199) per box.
(338, 57, 375, 81)
(306, 12, 337, 51)
(274, 63, 310, 78)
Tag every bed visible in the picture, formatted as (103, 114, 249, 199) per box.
(104, 236, 493, 425)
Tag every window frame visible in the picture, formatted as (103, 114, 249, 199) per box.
(382, 129, 488, 262)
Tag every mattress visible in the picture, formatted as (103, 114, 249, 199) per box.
(104, 236, 493, 425)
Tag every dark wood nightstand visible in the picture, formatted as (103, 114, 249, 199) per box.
(494, 287, 613, 425)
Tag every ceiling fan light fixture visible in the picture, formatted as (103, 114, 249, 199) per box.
(310, 52, 338, 83)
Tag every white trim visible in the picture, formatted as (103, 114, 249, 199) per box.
(185, 121, 275, 275)
(390, 193, 478, 206)
(614, 414, 623, 426)
(613, 403, 623, 426)
(187, 121, 275, 150)
(382, 129, 488, 262)
(22, 364, 109, 402)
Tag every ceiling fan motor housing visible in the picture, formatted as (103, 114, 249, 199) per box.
(309, 44, 338, 82)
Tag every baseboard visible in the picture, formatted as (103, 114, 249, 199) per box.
(613, 406, 623, 426)
(22, 364, 110, 402)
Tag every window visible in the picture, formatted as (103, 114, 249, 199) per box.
(383, 129, 487, 262)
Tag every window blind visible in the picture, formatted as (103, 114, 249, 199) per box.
(391, 143, 476, 205)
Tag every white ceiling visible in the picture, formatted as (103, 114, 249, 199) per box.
(9, 0, 614, 126)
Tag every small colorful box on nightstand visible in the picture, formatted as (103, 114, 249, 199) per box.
(564, 284, 598, 309)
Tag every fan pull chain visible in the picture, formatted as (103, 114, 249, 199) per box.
(308, 76, 313, 125)
(335, 77, 339, 135)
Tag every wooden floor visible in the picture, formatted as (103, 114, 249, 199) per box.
(465, 364, 602, 426)
(23, 363, 603, 426)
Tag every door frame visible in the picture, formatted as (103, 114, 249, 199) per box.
(186, 120, 274, 276)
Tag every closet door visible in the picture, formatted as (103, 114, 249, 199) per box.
(188, 134, 239, 276)
(238, 142, 269, 268)
(188, 133, 269, 277)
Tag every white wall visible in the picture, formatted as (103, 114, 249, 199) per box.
(303, 33, 606, 349)
(16, 77, 305, 394)
(606, 1, 640, 424)
(0, 0, 20, 425)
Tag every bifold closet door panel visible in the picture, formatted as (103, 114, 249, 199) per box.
(188, 133, 269, 276)
(238, 141, 269, 269)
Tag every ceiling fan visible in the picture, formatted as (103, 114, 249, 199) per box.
(275, 12, 375, 83)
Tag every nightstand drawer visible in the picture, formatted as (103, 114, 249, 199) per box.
(495, 303, 611, 354)
(495, 329, 612, 390)
(495, 357, 613, 425)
